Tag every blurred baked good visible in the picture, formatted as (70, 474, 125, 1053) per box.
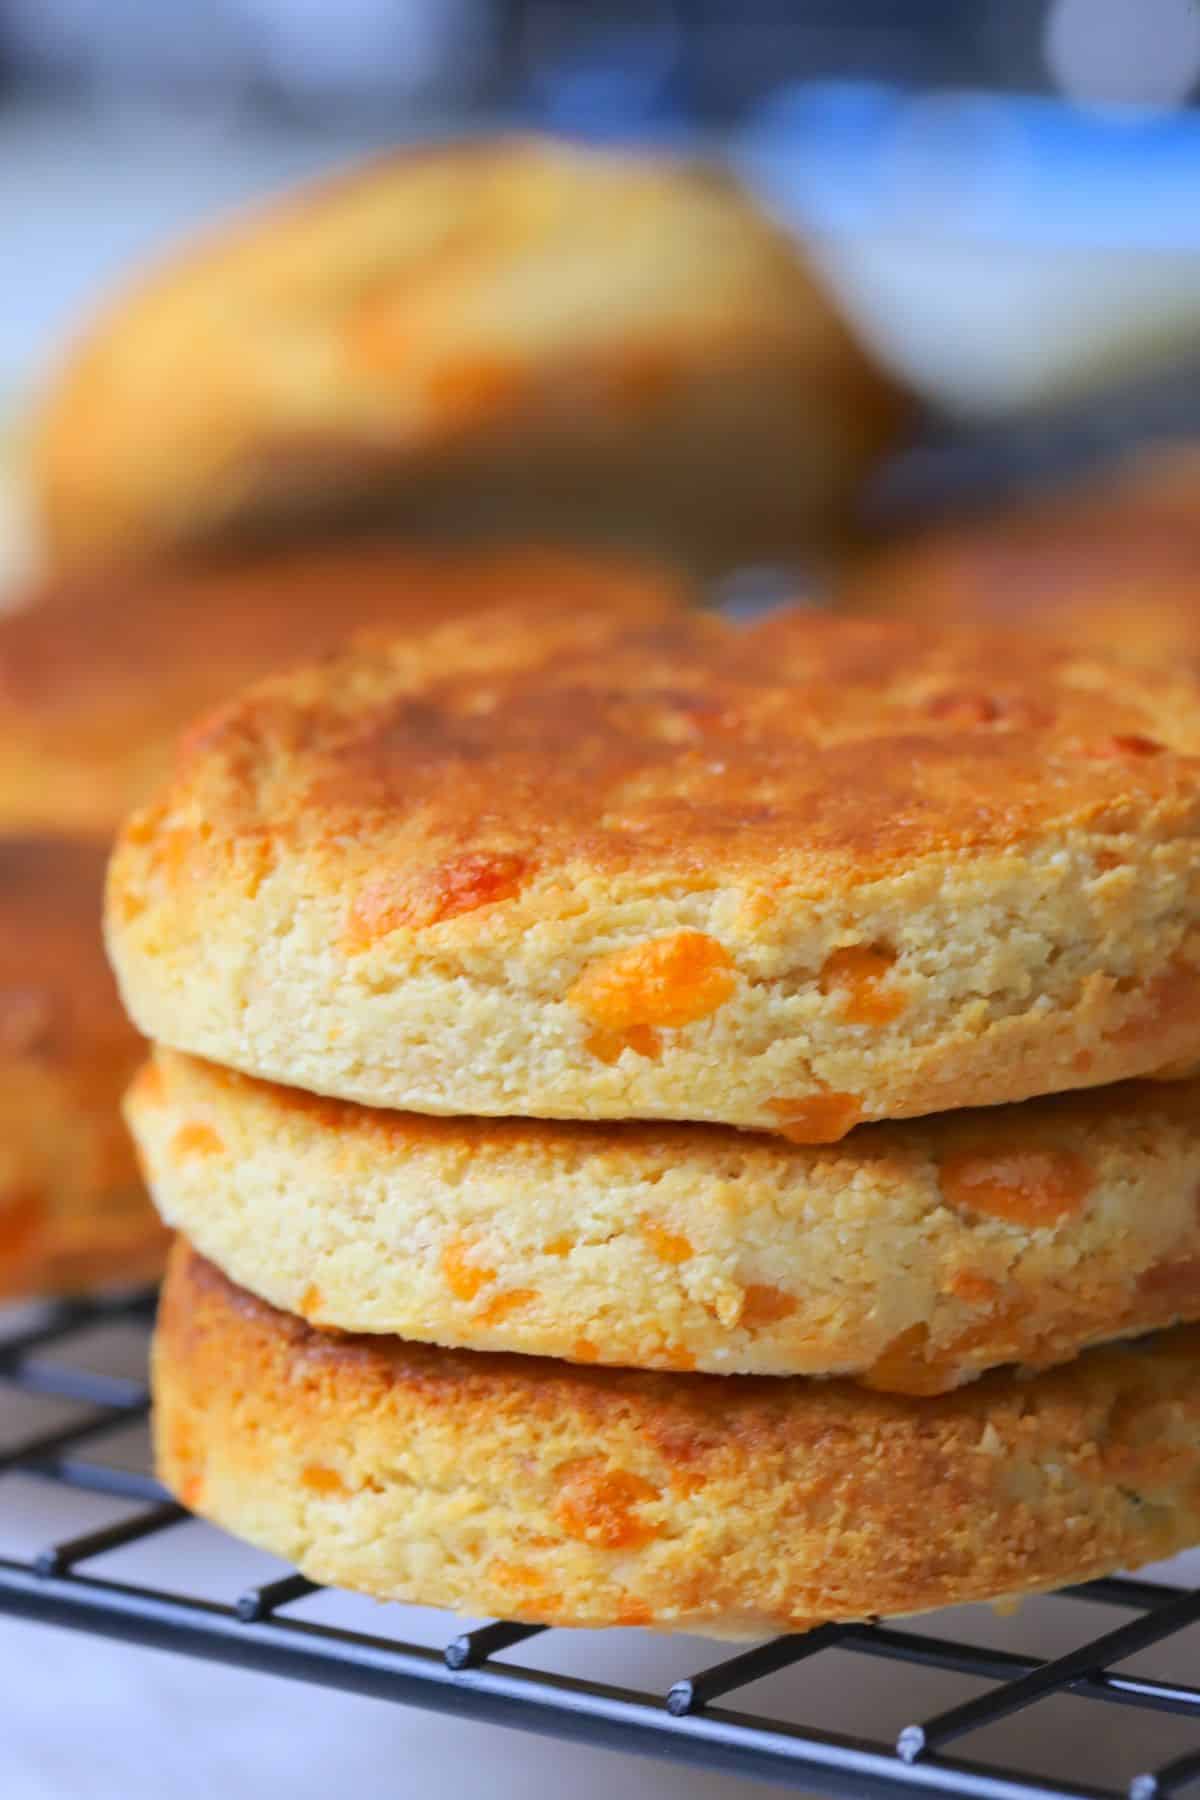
(31, 137, 906, 573)
(842, 443, 1200, 664)
(132, 1049, 1200, 1390)
(156, 1241, 1200, 1636)
(0, 541, 684, 834)
(0, 836, 162, 1298)
(108, 606, 1200, 1132)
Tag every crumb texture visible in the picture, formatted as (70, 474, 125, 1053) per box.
(131, 1051, 1200, 1385)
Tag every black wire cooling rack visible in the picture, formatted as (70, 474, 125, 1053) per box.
(1, 1290, 1199, 1800)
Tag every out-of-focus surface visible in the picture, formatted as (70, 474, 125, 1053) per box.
(0, 419, 36, 604)
(0, 543, 690, 835)
(840, 439, 1200, 660)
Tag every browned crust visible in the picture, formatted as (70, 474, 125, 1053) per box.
(122, 605, 1200, 878)
(156, 1243, 1200, 1634)
(131, 1048, 1200, 1387)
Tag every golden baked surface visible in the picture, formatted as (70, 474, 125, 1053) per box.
(0, 837, 164, 1298)
(156, 1243, 1200, 1636)
(841, 445, 1200, 666)
(133, 1049, 1200, 1389)
(0, 543, 683, 834)
(31, 136, 903, 572)
(109, 606, 1200, 1128)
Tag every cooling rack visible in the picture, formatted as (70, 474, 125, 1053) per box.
(0, 1289, 1198, 1800)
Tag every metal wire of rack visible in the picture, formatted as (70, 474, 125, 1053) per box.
(0, 1290, 1199, 1800)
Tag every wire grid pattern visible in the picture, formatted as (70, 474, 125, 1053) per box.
(0, 1292, 1198, 1800)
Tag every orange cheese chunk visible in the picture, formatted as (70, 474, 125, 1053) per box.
(739, 1283, 796, 1329)
(569, 931, 735, 1033)
(819, 944, 907, 1026)
(553, 1459, 661, 1550)
(860, 1324, 954, 1396)
(769, 1093, 863, 1144)
(301, 1465, 347, 1497)
(584, 1023, 661, 1064)
(170, 1122, 224, 1160)
(940, 1148, 1093, 1226)
(641, 1221, 694, 1265)
(943, 1269, 1002, 1306)
(477, 1287, 537, 1327)
(488, 1560, 547, 1596)
(440, 1238, 496, 1302)
(345, 851, 528, 948)
(130, 1060, 165, 1106)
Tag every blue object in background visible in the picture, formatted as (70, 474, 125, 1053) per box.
(738, 80, 1200, 250)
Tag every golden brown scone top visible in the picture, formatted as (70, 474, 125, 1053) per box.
(121, 605, 1200, 896)
(842, 444, 1200, 667)
(0, 542, 685, 835)
(31, 135, 904, 568)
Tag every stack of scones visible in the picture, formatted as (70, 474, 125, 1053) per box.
(10, 128, 906, 1313)
(108, 599, 1200, 1638)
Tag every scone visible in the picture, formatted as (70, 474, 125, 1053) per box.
(132, 1050, 1200, 1391)
(0, 837, 163, 1298)
(31, 136, 906, 573)
(157, 1243, 1200, 1637)
(842, 442, 1200, 665)
(108, 606, 1200, 1132)
(0, 542, 684, 834)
